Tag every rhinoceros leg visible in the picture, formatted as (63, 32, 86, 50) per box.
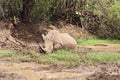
(54, 43, 62, 50)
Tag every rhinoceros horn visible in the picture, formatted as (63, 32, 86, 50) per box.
(39, 43, 46, 53)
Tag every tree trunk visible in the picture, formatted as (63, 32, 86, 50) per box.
(21, 0, 34, 23)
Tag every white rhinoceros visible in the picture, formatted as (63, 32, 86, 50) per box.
(42, 30, 77, 53)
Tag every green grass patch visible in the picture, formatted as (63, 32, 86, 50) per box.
(77, 39, 120, 45)
(14, 50, 41, 62)
(0, 50, 15, 58)
(40, 50, 81, 66)
(86, 53, 120, 64)
(11, 55, 32, 62)
(0, 50, 34, 62)
(0, 50, 120, 67)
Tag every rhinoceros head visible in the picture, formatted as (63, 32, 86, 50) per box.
(42, 33, 54, 53)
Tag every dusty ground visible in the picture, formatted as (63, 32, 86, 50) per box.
(0, 70, 27, 80)
(0, 59, 119, 80)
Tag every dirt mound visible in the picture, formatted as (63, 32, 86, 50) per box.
(0, 20, 47, 53)
(87, 72, 120, 80)
(0, 71, 27, 80)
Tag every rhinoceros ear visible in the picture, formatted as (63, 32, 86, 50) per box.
(42, 34, 45, 40)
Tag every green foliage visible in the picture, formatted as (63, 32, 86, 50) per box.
(32, 0, 53, 19)
(0, 0, 120, 31)
(107, 0, 120, 27)
(88, 0, 120, 28)
(86, 53, 120, 64)
(12, 0, 23, 17)
(0, 0, 23, 18)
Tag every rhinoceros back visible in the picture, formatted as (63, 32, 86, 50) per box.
(60, 33, 77, 49)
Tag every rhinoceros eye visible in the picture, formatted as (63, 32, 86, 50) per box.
(43, 45, 45, 48)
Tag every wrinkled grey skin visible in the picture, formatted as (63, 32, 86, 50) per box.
(42, 30, 77, 53)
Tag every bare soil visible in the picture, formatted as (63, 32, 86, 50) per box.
(83, 44, 120, 53)
(0, 60, 119, 80)
(0, 70, 27, 80)
(87, 72, 120, 80)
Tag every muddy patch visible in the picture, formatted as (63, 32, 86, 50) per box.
(87, 62, 120, 80)
(0, 60, 120, 80)
(0, 70, 27, 80)
(0, 60, 93, 80)
(87, 72, 120, 80)
(84, 44, 120, 53)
